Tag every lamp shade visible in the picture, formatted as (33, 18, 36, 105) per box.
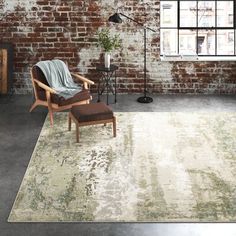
(108, 13, 122, 23)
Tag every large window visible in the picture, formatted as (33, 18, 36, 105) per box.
(160, 0, 236, 58)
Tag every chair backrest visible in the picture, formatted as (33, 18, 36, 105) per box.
(31, 65, 50, 100)
(31, 65, 75, 104)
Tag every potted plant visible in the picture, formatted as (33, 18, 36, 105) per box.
(97, 28, 122, 68)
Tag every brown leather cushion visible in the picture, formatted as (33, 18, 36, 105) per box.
(71, 102, 114, 122)
(32, 65, 90, 106)
(32, 65, 49, 85)
(37, 89, 90, 106)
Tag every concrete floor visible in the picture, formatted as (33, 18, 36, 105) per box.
(0, 94, 236, 236)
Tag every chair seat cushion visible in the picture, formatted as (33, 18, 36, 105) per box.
(71, 102, 114, 122)
(38, 89, 90, 106)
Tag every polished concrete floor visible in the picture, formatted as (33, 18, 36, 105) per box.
(0, 94, 236, 236)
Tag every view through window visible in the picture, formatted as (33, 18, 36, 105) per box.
(160, 0, 235, 57)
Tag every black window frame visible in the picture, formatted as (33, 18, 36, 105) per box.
(160, 0, 236, 57)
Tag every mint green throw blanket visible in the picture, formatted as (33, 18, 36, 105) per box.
(36, 60, 82, 99)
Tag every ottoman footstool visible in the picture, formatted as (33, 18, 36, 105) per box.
(68, 102, 116, 142)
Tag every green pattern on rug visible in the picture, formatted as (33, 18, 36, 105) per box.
(8, 112, 236, 222)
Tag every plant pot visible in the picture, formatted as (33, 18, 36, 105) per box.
(104, 52, 111, 68)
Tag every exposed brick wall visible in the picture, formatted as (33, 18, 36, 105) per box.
(0, 0, 236, 94)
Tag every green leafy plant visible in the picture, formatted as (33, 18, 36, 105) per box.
(97, 28, 122, 52)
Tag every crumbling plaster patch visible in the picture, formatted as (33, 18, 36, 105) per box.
(2, 0, 37, 13)
(85, 0, 162, 81)
(149, 61, 174, 82)
(185, 63, 196, 75)
(77, 47, 101, 74)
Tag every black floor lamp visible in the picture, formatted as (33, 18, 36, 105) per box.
(108, 12, 156, 103)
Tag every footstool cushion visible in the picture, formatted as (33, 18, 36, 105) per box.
(69, 102, 116, 142)
(71, 102, 113, 122)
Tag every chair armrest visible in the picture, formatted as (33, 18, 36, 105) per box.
(71, 72, 95, 85)
(34, 79, 57, 94)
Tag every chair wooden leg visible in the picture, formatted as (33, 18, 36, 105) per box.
(76, 124, 79, 143)
(68, 113, 72, 131)
(113, 116, 116, 137)
(46, 90, 54, 126)
(48, 110, 54, 126)
(29, 101, 38, 112)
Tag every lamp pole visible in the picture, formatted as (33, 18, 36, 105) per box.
(108, 12, 156, 103)
(144, 28, 147, 98)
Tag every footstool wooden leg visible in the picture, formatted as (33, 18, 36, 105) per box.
(76, 124, 79, 143)
(113, 116, 116, 137)
(68, 113, 72, 131)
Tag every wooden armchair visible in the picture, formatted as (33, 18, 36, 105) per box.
(30, 65, 94, 126)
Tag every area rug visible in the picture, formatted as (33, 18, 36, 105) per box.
(8, 112, 236, 222)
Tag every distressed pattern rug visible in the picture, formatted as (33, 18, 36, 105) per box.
(8, 112, 236, 222)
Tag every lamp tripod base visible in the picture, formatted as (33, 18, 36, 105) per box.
(137, 96, 153, 103)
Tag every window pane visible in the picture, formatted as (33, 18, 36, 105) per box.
(198, 1, 215, 27)
(197, 30, 215, 55)
(235, 30, 236, 54)
(161, 29, 178, 55)
(179, 30, 197, 55)
(217, 30, 234, 55)
(217, 1, 234, 27)
(160, 1, 177, 27)
(180, 1, 197, 27)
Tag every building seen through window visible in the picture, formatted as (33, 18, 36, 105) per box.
(160, 1, 235, 57)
